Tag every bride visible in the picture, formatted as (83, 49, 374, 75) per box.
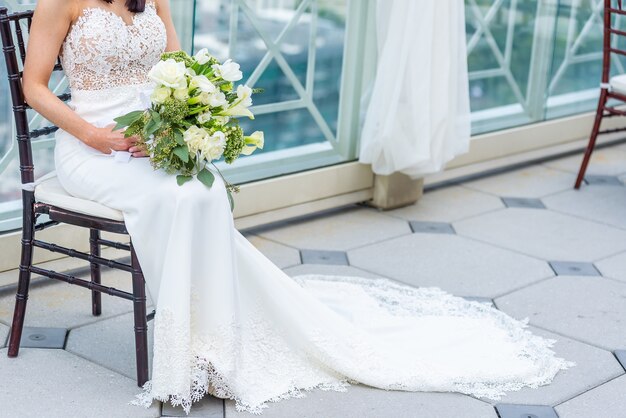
(23, 0, 572, 414)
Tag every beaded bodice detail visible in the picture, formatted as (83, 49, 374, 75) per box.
(60, 2, 167, 91)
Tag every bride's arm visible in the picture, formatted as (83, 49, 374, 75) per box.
(22, 0, 137, 154)
(155, 0, 182, 52)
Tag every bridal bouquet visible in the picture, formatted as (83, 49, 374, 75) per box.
(113, 49, 264, 210)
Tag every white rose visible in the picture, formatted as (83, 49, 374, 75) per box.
(190, 75, 216, 93)
(194, 48, 212, 65)
(173, 88, 190, 101)
(200, 131, 226, 161)
(236, 85, 253, 107)
(183, 125, 209, 155)
(151, 86, 171, 104)
(148, 59, 188, 89)
(197, 111, 212, 124)
(241, 131, 264, 155)
(212, 59, 243, 82)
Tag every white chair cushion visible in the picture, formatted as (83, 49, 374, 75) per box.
(610, 74, 626, 94)
(34, 175, 124, 221)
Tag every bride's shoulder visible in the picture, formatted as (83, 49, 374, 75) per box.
(34, 0, 80, 22)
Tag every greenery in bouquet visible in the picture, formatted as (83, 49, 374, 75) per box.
(113, 49, 264, 210)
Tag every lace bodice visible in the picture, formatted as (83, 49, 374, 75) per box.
(60, 1, 166, 91)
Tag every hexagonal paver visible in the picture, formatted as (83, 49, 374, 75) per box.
(544, 146, 626, 177)
(0, 322, 8, 348)
(66, 312, 154, 380)
(496, 276, 626, 350)
(483, 327, 623, 406)
(596, 252, 626, 283)
(464, 165, 576, 198)
(348, 234, 553, 298)
(555, 375, 626, 418)
(0, 266, 145, 329)
(543, 185, 626, 230)
(224, 385, 496, 418)
(253, 206, 411, 251)
(0, 348, 160, 417)
(244, 234, 301, 269)
(162, 396, 223, 417)
(386, 185, 503, 222)
(454, 208, 626, 262)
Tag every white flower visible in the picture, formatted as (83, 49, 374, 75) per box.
(150, 86, 171, 104)
(221, 103, 254, 119)
(194, 48, 213, 65)
(183, 125, 209, 155)
(148, 59, 187, 89)
(190, 75, 216, 93)
(212, 59, 243, 82)
(208, 91, 228, 108)
(197, 111, 212, 124)
(200, 131, 226, 161)
(212, 116, 230, 125)
(173, 88, 190, 101)
(236, 85, 253, 107)
(241, 131, 264, 155)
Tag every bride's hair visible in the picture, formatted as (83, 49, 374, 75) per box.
(101, 0, 146, 13)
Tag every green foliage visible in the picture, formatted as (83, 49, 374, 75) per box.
(197, 168, 215, 188)
(161, 50, 194, 67)
(222, 125, 245, 164)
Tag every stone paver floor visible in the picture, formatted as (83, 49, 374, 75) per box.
(1, 144, 626, 417)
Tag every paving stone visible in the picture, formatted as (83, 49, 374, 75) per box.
(495, 404, 558, 418)
(485, 327, 623, 405)
(283, 264, 381, 280)
(496, 276, 626, 350)
(596, 252, 626, 282)
(18, 326, 67, 349)
(0, 265, 153, 329)
(464, 165, 576, 198)
(244, 234, 301, 269)
(555, 374, 626, 418)
(585, 175, 625, 186)
(615, 350, 626, 371)
(348, 234, 553, 298)
(162, 396, 223, 417)
(224, 385, 497, 418)
(0, 348, 160, 417)
(501, 197, 547, 209)
(454, 208, 626, 262)
(0, 322, 8, 348)
(409, 221, 456, 234)
(544, 146, 626, 176)
(254, 206, 411, 251)
(300, 249, 349, 265)
(549, 261, 601, 277)
(543, 185, 626, 230)
(66, 312, 154, 380)
(387, 185, 504, 222)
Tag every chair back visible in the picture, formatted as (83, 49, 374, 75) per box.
(0, 7, 69, 186)
(603, 0, 626, 84)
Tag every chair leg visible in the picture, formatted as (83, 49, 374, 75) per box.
(130, 242, 149, 387)
(575, 91, 607, 189)
(8, 201, 36, 358)
(89, 229, 102, 316)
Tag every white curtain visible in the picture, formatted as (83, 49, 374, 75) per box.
(359, 0, 471, 179)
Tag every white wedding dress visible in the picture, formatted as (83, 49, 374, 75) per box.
(53, 2, 572, 415)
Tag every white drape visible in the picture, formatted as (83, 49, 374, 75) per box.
(359, 0, 471, 178)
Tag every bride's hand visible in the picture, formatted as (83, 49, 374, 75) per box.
(84, 124, 139, 155)
(129, 144, 149, 158)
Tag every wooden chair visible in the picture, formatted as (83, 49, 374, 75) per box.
(576, 0, 626, 188)
(0, 7, 150, 387)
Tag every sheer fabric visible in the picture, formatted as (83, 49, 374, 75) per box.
(359, 0, 471, 178)
(53, 3, 572, 414)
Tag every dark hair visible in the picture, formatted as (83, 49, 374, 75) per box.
(101, 0, 146, 13)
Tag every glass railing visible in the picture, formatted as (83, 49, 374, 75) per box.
(0, 0, 615, 232)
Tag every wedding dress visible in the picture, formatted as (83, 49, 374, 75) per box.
(53, 2, 572, 415)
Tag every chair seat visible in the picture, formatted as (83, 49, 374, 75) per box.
(610, 74, 626, 95)
(35, 175, 124, 221)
